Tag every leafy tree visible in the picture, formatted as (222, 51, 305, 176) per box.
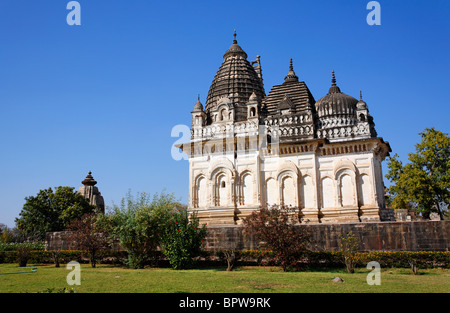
(0, 224, 15, 243)
(338, 232, 360, 273)
(101, 190, 183, 269)
(386, 128, 450, 219)
(15, 187, 97, 240)
(159, 209, 207, 270)
(243, 205, 310, 272)
(67, 213, 110, 268)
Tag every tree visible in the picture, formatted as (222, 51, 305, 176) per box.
(15, 186, 97, 240)
(243, 205, 310, 272)
(67, 213, 110, 268)
(338, 232, 360, 273)
(386, 128, 450, 220)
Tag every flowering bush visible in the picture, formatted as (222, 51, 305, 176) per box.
(159, 209, 207, 270)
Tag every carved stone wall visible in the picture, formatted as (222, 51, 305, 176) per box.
(45, 231, 122, 251)
(203, 221, 450, 252)
(45, 221, 449, 252)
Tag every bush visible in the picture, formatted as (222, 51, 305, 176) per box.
(208, 250, 450, 270)
(243, 206, 311, 272)
(100, 191, 175, 269)
(0, 249, 447, 270)
(159, 210, 207, 270)
(67, 213, 110, 268)
(0, 242, 45, 252)
(17, 245, 32, 267)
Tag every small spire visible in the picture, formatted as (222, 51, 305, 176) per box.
(284, 58, 298, 83)
(328, 70, 341, 94)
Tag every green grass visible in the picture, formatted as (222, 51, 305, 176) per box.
(0, 264, 448, 293)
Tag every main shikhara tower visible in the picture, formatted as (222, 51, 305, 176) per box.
(180, 32, 391, 225)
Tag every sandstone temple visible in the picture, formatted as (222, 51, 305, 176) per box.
(78, 171, 105, 214)
(180, 32, 392, 225)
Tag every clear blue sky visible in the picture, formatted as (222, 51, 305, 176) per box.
(0, 0, 449, 227)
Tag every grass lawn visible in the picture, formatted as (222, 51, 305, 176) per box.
(0, 264, 448, 293)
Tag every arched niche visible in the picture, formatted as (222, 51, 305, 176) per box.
(209, 159, 236, 207)
(320, 176, 335, 208)
(276, 161, 300, 208)
(264, 177, 278, 207)
(239, 171, 254, 206)
(301, 175, 315, 209)
(358, 174, 373, 206)
(335, 167, 358, 208)
(193, 174, 207, 208)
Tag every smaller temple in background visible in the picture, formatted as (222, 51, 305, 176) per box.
(78, 171, 105, 213)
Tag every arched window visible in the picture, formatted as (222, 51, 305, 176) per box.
(359, 113, 366, 122)
(249, 107, 256, 117)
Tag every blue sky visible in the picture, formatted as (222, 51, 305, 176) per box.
(0, 0, 449, 227)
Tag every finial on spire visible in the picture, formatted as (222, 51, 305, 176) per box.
(82, 171, 97, 186)
(360, 90, 363, 101)
(328, 70, 341, 94)
(198, 94, 200, 101)
(284, 58, 298, 83)
(233, 29, 237, 43)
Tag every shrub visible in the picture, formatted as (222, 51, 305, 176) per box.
(67, 213, 110, 268)
(211, 250, 450, 270)
(243, 205, 310, 272)
(101, 191, 187, 269)
(16, 244, 33, 267)
(159, 209, 207, 270)
(0, 242, 45, 252)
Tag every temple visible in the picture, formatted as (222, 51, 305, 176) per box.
(180, 32, 391, 225)
(78, 171, 105, 214)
